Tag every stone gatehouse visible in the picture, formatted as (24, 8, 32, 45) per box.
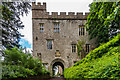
(32, 2, 96, 75)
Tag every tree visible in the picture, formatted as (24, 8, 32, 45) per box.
(86, 2, 120, 45)
(2, 47, 50, 79)
(1, 2, 31, 49)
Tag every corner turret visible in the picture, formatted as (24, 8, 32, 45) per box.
(32, 2, 46, 11)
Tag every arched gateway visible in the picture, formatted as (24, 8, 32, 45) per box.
(50, 58, 65, 75)
(32, 2, 97, 75)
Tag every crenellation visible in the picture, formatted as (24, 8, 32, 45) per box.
(77, 12, 83, 16)
(68, 12, 75, 16)
(52, 12, 58, 15)
(68, 12, 75, 18)
(76, 12, 83, 19)
(52, 12, 58, 18)
(32, 2, 46, 10)
(37, 2, 41, 5)
(32, 2, 35, 6)
(59, 12, 66, 18)
(60, 12, 66, 16)
(43, 2, 46, 7)
(32, 2, 89, 19)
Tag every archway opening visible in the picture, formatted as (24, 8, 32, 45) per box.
(52, 61, 64, 76)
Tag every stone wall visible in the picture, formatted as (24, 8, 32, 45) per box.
(32, 2, 97, 74)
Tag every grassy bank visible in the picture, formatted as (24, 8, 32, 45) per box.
(64, 34, 120, 79)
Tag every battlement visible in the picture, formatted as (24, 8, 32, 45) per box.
(32, 2, 89, 20)
(32, 2, 46, 10)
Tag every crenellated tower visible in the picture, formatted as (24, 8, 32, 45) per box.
(32, 2, 96, 75)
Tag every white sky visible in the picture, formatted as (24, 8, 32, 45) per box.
(19, 0, 93, 52)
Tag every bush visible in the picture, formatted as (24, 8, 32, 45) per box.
(74, 33, 120, 66)
(64, 34, 120, 79)
(2, 47, 50, 79)
(2, 65, 35, 79)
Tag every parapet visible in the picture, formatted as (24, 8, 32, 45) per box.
(32, 2, 89, 20)
(32, 2, 46, 10)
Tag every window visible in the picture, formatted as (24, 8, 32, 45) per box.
(54, 23, 59, 32)
(47, 40, 52, 49)
(86, 44, 90, 53)
(72, 44, 76, 53)
(79, 26, 85, 36)
(40, 23, 44, 32)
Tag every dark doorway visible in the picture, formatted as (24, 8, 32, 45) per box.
(52, 62, 64, 76)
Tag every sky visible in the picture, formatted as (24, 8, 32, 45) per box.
(19, 0, 93, 53)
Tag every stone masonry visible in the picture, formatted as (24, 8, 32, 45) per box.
(32, 2, 97, 74)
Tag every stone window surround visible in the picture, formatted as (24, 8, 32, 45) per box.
(47, 39, 53, 49)
(40, 23, 44, 32)
(53, 22, 60, 32)
(72, 44, 76, 53)
(79, 25, 85, 36)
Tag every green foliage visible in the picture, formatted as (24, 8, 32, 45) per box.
(2, 47, 50, 79)
(75, 33, 120, 65)
(1, 2, 31, 48)
(77, 40, 86, 59)
(86, 2, 120, 45)
(64, 34, 120, 79)
(3, 47, 27, 65)
(2, 65, 35, 79)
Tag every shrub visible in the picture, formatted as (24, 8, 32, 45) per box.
(2, 47, 50, 79)
(2, 65, 35, 79)
(64, 34, 120, 79)
(74, 34, 120, 66)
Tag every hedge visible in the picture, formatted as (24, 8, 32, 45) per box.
(64, 34, 120, 79)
